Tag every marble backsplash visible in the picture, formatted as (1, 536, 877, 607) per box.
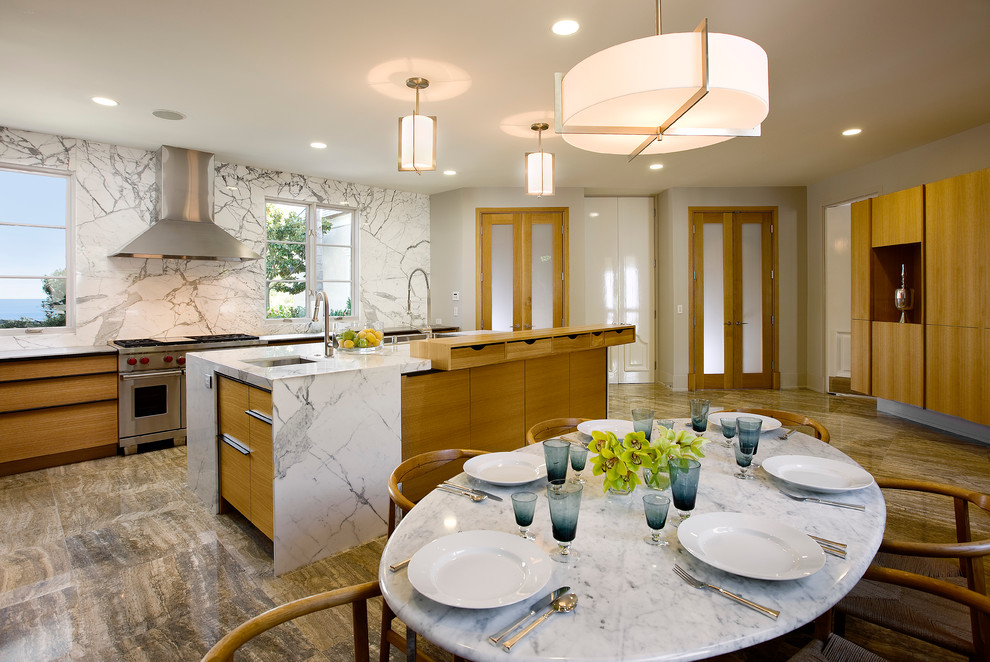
(0, 127, 430, 350)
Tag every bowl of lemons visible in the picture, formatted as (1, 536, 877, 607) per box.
(334, 321, 385, 353)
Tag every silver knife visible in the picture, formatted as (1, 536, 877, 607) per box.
(487, 585, 570, 645)
(442, 481, 503, 502)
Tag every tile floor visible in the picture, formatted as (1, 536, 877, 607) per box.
(0, 386, 988, 661)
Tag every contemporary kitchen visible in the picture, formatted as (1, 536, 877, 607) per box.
(1, 2, 990, 661)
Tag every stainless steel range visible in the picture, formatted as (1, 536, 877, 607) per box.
(111, 334, 262, 454)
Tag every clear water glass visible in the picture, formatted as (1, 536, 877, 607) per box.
(511, 492, 537, 539)
(569, 444, 588, 484)
(543, 438, 571, 488)
(658, 419, 675, 433)
(631, 408, 655, 441)
(546, 481, 583, 563)
(642, 494, 671, 546)
(689, 399, 710, 432)
(668, 457, 702, 522)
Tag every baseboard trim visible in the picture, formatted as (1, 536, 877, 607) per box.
(877, 399, 990, 445)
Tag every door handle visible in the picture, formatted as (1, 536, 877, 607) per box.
(735, 321, 748, 325)
(513, 324, 521, 329)
(220, 434, 251, 455)
(120, 369, 185, 379)
(523, 324, 532, 329)
(724, 321, 733, 326)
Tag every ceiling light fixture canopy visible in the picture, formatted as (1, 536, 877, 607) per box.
(398, 77, 436, 173)
(554, 0, 769, 160)
(525, 122, 554, 197)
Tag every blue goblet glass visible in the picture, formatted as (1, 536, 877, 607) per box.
(642, 494, 671, 546)
(543, 438, 571, 489)
(546, 481, 583, 563)
(668, 457, 702, 523)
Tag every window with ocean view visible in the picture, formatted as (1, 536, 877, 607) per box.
(0, 165, 72, 331)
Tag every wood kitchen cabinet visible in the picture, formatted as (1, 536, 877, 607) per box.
(217, 375, 274, 539)
(0, 353, 117, 476)
(926, 325, 984, 423)
(871, 322, 924, 407)
(871, 186, 923, 247)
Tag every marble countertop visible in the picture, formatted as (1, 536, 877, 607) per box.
(0, 344, 118, 362)
(186, 342, 432, 389)
(379, 421, 886, 662)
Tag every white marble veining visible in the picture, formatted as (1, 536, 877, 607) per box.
(0, 126, 431, 351)
(185, 343, 430, 574)
(379, 423, 886, 662)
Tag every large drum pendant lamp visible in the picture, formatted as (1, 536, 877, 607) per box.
(525, 123, 554, 197)
(555, 3, 769, 159)
(398, 77, 437, 173)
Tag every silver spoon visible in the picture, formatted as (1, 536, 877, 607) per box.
(436, 485, 486, 502)
(502, 593, 578, 650)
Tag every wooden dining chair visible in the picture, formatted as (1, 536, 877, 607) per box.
(201, 580, 380, 662)
(383, 448, 488, 662)
(789, 565, 990, 661)
(824, 478, 990, 660)
(733, 407, 830, 443)
(525, 417, 590, 446)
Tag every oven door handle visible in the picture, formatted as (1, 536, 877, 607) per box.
(120, 369, 185, 380)
(220, 434, 251, 455)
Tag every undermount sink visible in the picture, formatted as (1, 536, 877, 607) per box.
(244, 355, 318, 367)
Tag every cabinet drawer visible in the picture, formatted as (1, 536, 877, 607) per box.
(505, 338, 551, 360)
(0, 354, 116, 383)
(552, 333, 591, 353)
(249, 419, 274, 540)
(0, 373, 117, 413)
(219, 438, 252, 517)
(218, 377, 250, 442)
(0, 400, 117, 463)
(248, 385, 273, 419)
(604, 328, 634, 346)
(449, 343, 505, 369)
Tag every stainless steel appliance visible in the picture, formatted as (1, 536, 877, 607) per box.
(111, 334, 262, 454)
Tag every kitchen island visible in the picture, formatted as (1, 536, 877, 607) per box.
(185, 343, 429, 575)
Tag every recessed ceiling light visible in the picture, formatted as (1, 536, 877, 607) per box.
(842, 128, 862, 136)
(552, 19, 579, 36)
(310, 142, 327, 149)
(91, 96, 118, 107)
(152, 109, 186, 121)
(443, 170, 457, 176)
(649, 163, 664, 170)
(589, 212, 600, 218)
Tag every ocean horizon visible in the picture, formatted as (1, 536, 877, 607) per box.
(0, 298, 46, 320)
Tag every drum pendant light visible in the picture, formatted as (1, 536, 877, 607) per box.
(398, 77, 437, 173)
(525, 123, 554, 197)
(554, 1, 769, 160)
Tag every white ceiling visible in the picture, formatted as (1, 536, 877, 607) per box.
(2, 0, 989, 197)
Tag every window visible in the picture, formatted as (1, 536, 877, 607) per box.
(265, 199, 357, 319)
(0, 165, 72, 331)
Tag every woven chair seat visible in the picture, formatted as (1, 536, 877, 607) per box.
(789, 633, 889, 662)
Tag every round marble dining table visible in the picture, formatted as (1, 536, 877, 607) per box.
(379, 419, 886, 662)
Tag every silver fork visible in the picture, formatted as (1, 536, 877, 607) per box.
(672, 565, 779, 620)
(436, 485, 486, 502)
(777, 487, 865, 511)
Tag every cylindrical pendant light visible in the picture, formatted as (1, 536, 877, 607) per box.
(398, 77, 437, 173)
(525, 123, 554, 196)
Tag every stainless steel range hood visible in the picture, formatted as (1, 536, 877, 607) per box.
(111, 145, 261, 261)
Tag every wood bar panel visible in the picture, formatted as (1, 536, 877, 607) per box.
(524, 354, 570, 434)
(469, 362, 525, 452)
(850, 199, 872, 321)
(0, 373, 116, 413)
(872, 186, 923, 247)
(0, 354, 116, 382)
(0, 400, 117, 463)
(850, 319, 871, 395)
(871, 322, 924, 407)
(569, 349, 607, 419)
(925, 325, 984, 423)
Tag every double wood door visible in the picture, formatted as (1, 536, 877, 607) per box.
(690, 209, 777, 389)
(477, 208, 567, 330)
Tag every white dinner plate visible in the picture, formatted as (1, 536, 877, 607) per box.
(463, 453, 547, 486)
(762, 455, 875, 493)
(407, 530, 552, 608)
(708, 412, 782, 433)
(678, 512, 826, 581)
(577, 419, 635, 437)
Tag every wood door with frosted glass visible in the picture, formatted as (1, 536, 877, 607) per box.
(477, 208, 566, 331)
(690, 209, 777, 389)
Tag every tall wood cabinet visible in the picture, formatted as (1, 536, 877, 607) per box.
(924, 169, 989, 424)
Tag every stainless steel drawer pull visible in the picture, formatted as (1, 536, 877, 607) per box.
(120, 369, 185, 380)
(220, 434, 251, 455)
(245, 409, 273, 425)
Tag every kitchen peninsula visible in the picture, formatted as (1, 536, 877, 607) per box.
(186, 324, 634, 575)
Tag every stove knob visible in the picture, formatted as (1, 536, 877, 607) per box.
(139, 357, 150, 365)
(127, 357, 137, 366)
(163, 355, 174, 363)
(177, 356, 186, 365)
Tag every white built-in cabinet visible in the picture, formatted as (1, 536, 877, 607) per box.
(583, 197, 655, 383)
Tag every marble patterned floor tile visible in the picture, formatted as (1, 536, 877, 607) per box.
(0, 585, 78, 660)
(0, 543, 72, 606)
(55, 481, 196, 538)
